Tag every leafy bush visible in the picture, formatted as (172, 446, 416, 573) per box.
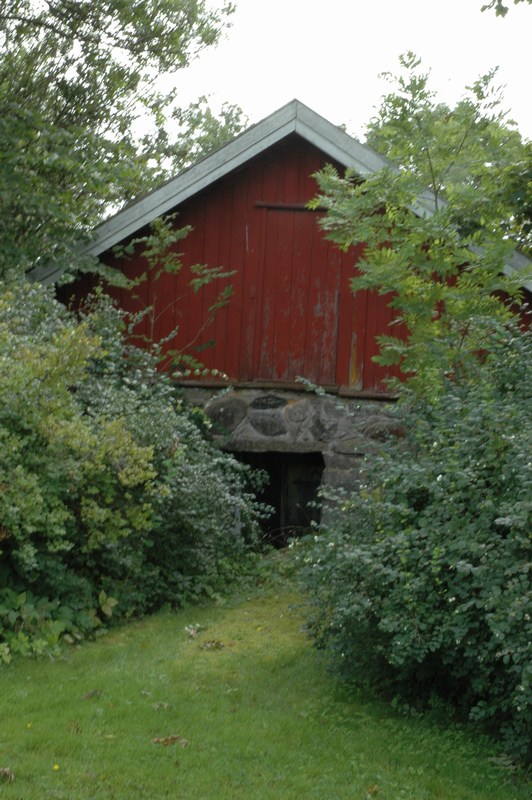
(0, 282, 264, 658)
(73, 293, 265, 610)
(298, 323, 531, 762)
(0, 283, 156, 566)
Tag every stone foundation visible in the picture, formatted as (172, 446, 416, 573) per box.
(181, 386, 401, 496)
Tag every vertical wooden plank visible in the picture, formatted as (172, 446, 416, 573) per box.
(216, 181, 236, 376)
(235, 169, 257, 380)
(335, 245, 355, 387)
(334, 243, 366, 388)
(223, 177, 245, 381)
(176, 199, 206, 374)
(215, 184, 233, 374)
(272, 210, 295, 380)
(288, 211, 312, 379)
(256, 208, 276, 379)
(254, 151, 282, 379)
(243, 158, 268, 381)
(199, 182, 230, 373)
(317, 235, 341, 385)
(151, 217, 184, 360)
(273, 152, 301, 380)
(301, 212, 324, 383)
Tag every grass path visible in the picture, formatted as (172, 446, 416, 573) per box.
(0, 586, 529, 799)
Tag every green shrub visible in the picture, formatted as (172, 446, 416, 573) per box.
(74, 293, 265, 612)
(298, 323, 531, 762)
(0, 283, 264, 657)
(0, 283, 157, 566)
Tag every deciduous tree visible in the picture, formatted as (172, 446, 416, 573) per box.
(303, 56, 532, 761)
(0, 1, 243, 279)
(312, 53, 531, 394)
(0, 2, 262, 663)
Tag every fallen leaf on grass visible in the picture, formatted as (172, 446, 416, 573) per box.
(199, 639, 225, 650)
(0, 768, 14, 783)
(82, 689, 103, 700)
(152, 735, 189, 748)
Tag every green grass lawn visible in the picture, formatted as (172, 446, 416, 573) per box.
(0, 582, 529, 799)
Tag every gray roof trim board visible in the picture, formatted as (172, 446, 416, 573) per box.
(30, 99, 531, 290)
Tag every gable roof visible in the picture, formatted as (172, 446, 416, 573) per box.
(30, 98, 531, 290)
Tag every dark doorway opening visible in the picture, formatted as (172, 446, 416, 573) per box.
(238, 451, 324, 547)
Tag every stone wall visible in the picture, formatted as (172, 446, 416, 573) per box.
(181, 387, 401, 496)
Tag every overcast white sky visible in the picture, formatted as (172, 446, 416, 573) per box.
(177, 0, 531, 140)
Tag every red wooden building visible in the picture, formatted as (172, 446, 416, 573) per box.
(40, 100, 531, 537)
(47, 99, 530, 396)
(62, 101, 413, 394)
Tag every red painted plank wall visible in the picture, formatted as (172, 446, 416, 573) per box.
(105, 136, 403, 393)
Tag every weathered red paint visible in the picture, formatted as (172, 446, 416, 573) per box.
(97, 136, 404, 393)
